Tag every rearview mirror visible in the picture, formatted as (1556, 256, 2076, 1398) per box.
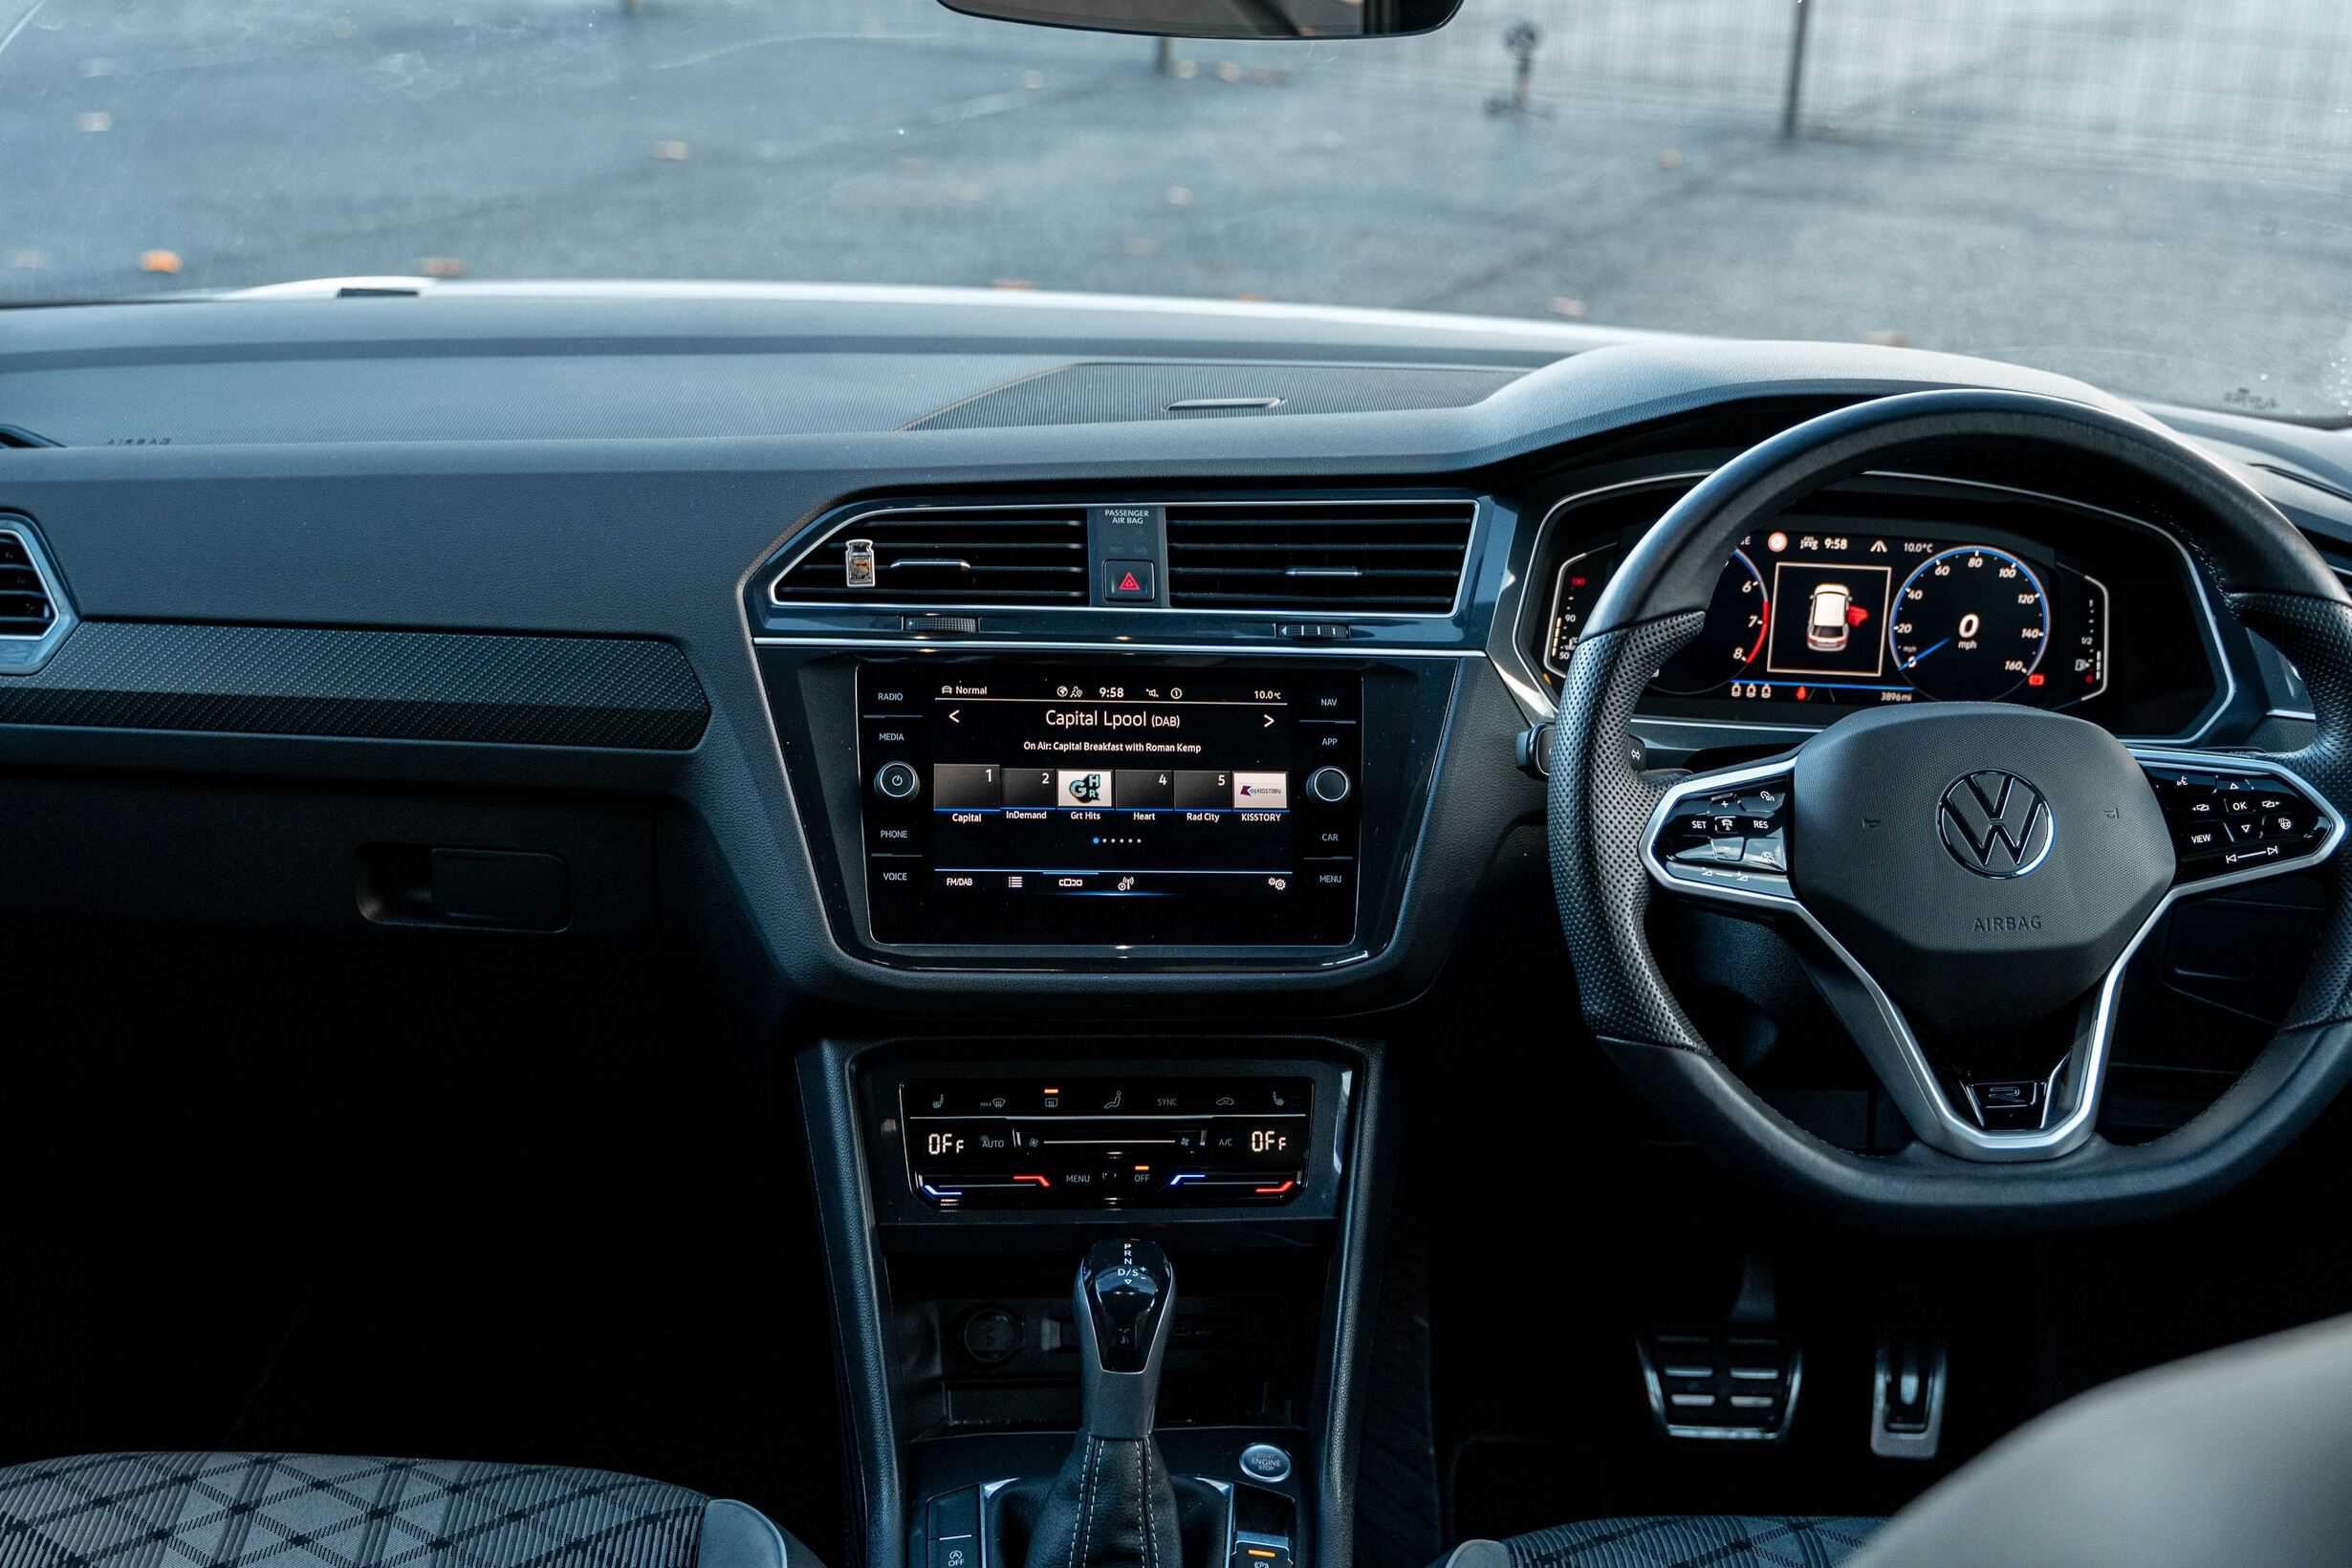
(933, 0, 1461, 41)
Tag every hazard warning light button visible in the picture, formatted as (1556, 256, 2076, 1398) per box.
(1102, 559, 1158, 602)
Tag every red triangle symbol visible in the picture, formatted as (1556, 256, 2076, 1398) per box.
(1118, 571, 1142, 592)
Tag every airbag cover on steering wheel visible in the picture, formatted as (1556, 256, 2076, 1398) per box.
(1791, 704, 2173, 1031)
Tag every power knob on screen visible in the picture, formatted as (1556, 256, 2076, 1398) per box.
(873, 761, 921, 801)
(1306, 766, 1352, 805)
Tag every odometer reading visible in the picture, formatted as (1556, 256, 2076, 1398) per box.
(1888, 546, 2050, 702)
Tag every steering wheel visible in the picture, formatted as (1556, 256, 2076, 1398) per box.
(1549, 387, 2352, 1230)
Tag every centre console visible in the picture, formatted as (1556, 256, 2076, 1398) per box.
(795, 1037, 1390, 1568)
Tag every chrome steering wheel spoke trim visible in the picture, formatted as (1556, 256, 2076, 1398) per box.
(1641, 749, 2346, 1164)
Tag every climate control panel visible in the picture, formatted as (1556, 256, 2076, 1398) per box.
(898, 1077, 1312, 1209)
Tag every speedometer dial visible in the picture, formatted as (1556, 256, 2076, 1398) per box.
(1887, 546, 2050, 701)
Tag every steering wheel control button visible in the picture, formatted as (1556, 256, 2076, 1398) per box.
(1650, 765, 1798, 892)
(1102, 559, 1157, 601)
(1653, 773, 1797, 895)
(2143, 762, 2332, 883)
(1306, 766, 1352, 804)
(873, 760, 922, 801)
(1238, 1444, 1293, 1483)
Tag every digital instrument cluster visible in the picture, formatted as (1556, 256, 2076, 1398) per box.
(1543, 524, 2108, 713)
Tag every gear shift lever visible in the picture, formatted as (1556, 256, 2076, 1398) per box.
(1022, 1238, 1185, 1568)
(1078, 1237, 1175, 1433)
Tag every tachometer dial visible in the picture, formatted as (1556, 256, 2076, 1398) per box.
(1887, 546, 2050, 701)
(1651, 548, 1770, 695)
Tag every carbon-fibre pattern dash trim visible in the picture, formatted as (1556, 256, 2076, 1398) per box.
(0, 622, 708, 749)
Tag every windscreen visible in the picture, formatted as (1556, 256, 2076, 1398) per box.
(3, 0, 2344, 421)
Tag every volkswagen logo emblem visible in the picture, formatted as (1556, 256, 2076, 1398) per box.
(1938, 770, 2055, 878)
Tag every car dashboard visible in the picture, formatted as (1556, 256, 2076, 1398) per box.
(6, 285, 2352, 1568)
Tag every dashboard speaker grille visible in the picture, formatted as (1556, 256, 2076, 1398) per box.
(1165, 499, 1476, 613)
(771, 507, 1089, 604)
(0, 530, 59, 638)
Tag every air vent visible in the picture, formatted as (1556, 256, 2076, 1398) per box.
(0, 531, 57, 637)
(1165, 499, 1476, 614)
(770, 506, 1089, 605)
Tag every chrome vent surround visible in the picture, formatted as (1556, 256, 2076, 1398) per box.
(0, 529, 59, 638)
(769, 505, 1088, 605)
(1165, 498, 1476, 614)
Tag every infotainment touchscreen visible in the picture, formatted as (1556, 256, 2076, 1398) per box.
(858, 664, 1361, 946)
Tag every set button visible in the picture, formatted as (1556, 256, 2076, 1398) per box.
(1657, 777, 1793, 888)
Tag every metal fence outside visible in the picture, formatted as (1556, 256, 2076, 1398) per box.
(1194, 0, 2352, 185)
(682, 0, 2352, 183)
(1334, 0, 2352, 182)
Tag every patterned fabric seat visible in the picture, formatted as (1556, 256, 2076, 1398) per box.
(0, 1454, 812, 1568)
(1496, 1515, 1881, 1568)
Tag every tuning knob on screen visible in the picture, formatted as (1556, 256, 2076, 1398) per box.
(1306, 766, 1352, 804)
